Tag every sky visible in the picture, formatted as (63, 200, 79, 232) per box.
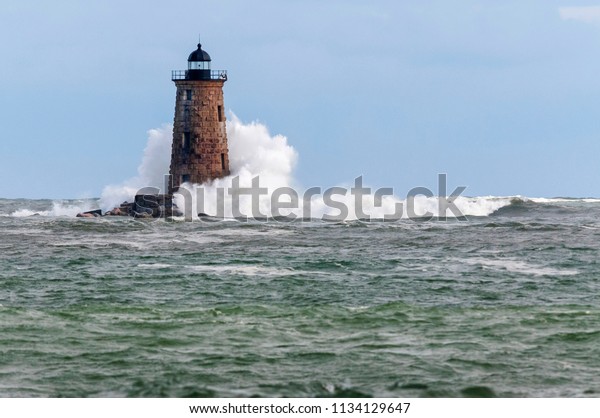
(1, 0, 599, 199)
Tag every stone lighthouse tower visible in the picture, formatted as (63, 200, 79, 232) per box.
(169, 42, 229, 192)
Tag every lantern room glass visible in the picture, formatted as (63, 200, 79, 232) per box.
(188, 61, 211, 70)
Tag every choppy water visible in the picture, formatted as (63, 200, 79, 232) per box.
(1, 197, 600, 397)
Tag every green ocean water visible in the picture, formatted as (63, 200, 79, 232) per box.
(1, 197, 600, 397)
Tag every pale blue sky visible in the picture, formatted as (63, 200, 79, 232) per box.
(1, 0, 599, 198)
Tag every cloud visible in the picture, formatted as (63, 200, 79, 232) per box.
(559, 6, 600, 24)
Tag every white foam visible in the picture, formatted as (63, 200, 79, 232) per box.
(50, 237, 151, 250)
(530, 197, 600, 204)
(462, 257, 578, 276)
(137, 263, 173, 269)
(10, 209, 40, 217)
(10, 201, 95, 217)
(183, 235, 224, 244)
(186, 264, 296, 277)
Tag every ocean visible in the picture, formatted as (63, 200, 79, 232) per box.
(1, 196, 600, 397)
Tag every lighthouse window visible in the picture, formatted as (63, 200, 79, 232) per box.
(218, 105, 223, 122)
(183, 132, 191, 152)
(185, 89, 192, 100)
(221, 153, 225, 170)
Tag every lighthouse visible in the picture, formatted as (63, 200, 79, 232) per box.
(77, 41, 231, 218)
(169, 42, 230, 192)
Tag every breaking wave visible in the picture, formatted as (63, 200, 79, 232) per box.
(4, 113, 599, 219)
(7, 200, 96, 218)
(8, 195, 597, 219)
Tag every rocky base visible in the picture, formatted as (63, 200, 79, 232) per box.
(76, 194, 182, 219)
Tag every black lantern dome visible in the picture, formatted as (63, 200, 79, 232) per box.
(188, 44, 212, 63)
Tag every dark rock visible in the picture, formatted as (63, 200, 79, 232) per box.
(75, 194, 181, 219)
(76, 212, 96, 218)
(76, 209, 102, 218)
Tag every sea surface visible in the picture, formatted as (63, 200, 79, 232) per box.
(1, 197, 600, 397)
